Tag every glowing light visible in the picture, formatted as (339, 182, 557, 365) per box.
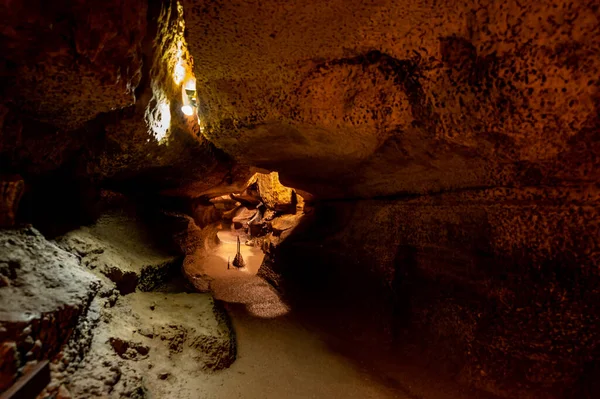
(181, 105, 194, 116)
(145, 96, 171, 143)
(184, 78, 196, 91)
(173, 60, 186, 85)
(154, 101, 171, 141)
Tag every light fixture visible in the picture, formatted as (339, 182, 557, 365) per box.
(181, 105, 194, 116)
(181, 78, 197, 116)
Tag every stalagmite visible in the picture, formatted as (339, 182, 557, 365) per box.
(232, 236, 246, 269)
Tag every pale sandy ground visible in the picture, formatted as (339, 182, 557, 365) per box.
(176, 229, 497, 399)
(176, 230, 404, 399)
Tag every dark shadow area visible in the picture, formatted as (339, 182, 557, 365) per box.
(258, 203, 506, 399)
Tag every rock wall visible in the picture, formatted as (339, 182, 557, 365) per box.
(0, 227, 100, 391)
(185, 0, 599, 198)
(0, 0, 250, 218)
(183, 2, 599, 395)
(267, 185, 600, 398)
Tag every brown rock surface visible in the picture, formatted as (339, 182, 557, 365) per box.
(0, 0, 250, 203)
(232, 207, 258, 230)
(185, 0, 600, 198)
(0, 227, 100, 390)
(270, 214, 303, 236)
(0, 0, 146, 131)
(0, 176, 23, 227)
(58, 212, 181, 294)
(256, 172, 295, 212)
(271, 187, 600, 399)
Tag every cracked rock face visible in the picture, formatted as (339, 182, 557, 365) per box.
(67, 292, 235, 398)
(185, 0, 600, 198)
(0, 227, 100, 391)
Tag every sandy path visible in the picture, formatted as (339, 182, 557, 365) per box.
(182, 229, 406, 398)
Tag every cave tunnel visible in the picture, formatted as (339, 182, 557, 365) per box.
(1, 0, 599, 398)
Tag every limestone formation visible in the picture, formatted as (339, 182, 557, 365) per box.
(0, 0, 146, 130)
(0, 227, 100, 391)
(66, 292, 235, 397)
(255, 172, 295, 212)
(232, 237, 246, 269)
(231, 207, 258, 230)
(57, 213, 181, 294)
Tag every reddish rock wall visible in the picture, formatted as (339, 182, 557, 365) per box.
(269, 185, 600, 398)
(184, 0, 599, 198)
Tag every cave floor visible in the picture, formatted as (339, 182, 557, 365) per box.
(177, 229, 493, 399)
(177, 229, 403, 398)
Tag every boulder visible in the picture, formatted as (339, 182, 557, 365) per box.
(210, 195, 240, 211)
(0, 227, 100, 391)
(270, 214, 303, 236)
(256, 173, 295, 212)
(231, 182, 262, 206)
(67, 292, 235, 396)
(58, 213, 181, 295)
(232, 207, 258, 230)
(249, 221, 270, 237)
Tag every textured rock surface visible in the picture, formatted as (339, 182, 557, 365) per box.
(66, 292, 235, 398)
(232, 207, 258, 230)
(185, 0, 600, 198)
(69, 0, 251, 198)
(0, 227, 100, 391)
(270, 214, 303, 236)
(0, 0, 250, 204)
(0, 176, 23, 227)
(180, 2, 600, 396)
(0, 0, 146, 130)
(58, 212, 181, 294)
(269, 187, 600, 398)
(255, 172, 295, 212)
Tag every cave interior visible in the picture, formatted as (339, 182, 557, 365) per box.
(1, 0, 599, 398)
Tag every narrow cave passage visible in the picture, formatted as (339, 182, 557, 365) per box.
(183, 171, 302, 319)
(1, 0, 600, 399)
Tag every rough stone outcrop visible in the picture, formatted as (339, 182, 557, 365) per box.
(66, 292, 235, 397)
(270, 214, 303, 236)
(255, 172, 295, 212)
(232, 207, 258, 230)
(0, 0, 251, 206)
(0, 227, 100, 391)
(58, 212, 181, 294)
(74, 0, 251, 198)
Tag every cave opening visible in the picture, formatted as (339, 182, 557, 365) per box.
(181, 171, 310, 318)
